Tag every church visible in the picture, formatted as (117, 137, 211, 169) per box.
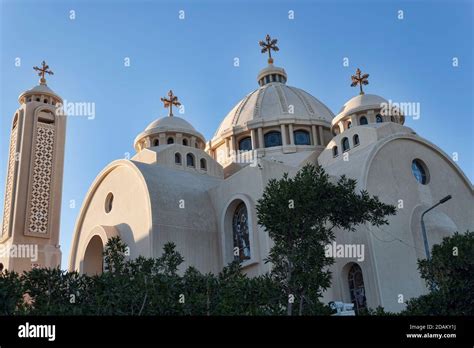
(1, 36, 472, 313)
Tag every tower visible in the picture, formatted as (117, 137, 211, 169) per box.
(0, 61, 66, 272)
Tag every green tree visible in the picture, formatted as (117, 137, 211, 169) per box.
(256, 164, 396, 315)
(403, 231, 474, 315)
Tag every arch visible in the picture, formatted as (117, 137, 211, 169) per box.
(167, 137, 174, 144)
(83, 235, 104, 275)
(200, 158, 207, 170)
(332, 145, 339, 157)
(359, 116, 368, 125)
(182, 138, 188, 146)
(342, 137, 350, 152)
(390, 116, 395, 122)
(346, 121, 352, 129)
(376, 114, 383, 123)
(264, 131, 282, 148)
(175, 152, 182, 165)
(186, 153, 195, 167)
(294, 130, 311, 145)
(238, 136, 252, 151)
(347, 263, 367, 313)
(353, 134, 360, 146)
(153, 138, 159, 147)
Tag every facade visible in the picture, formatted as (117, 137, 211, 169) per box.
(2, 43, 472, 312)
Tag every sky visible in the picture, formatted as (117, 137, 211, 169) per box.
(0, 0, 472, 268)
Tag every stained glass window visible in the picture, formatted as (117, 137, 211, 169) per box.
(264, 131, 282, 148)
(294, 130, 311, 145)
(232, 202, 251, 261)
(348, 264, 367, 313)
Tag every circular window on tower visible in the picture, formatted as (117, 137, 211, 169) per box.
(105, 192, 114, 213)
(411, 159, 429, 185)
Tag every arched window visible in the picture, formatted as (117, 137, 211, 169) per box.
(167, 137, 174, 144)
(294, 130, 311, 145)
(359, 116, 368, 125)
(264, 131, 282, 148)
(348, 264, 367, 313)
(347, 121, 352, 129)
(238, 137, 252, 151)
(332, 146, 338, 157)
(412, 159, 429, 184)
(153, 139, 159, 147)
(175, 153, 182, 165)
(353, 134, 360, 146)
(200, 158, 207, 170)
(186, 153, 195, 167)
(376, 114, 383, 123)
(232, 202, 251, 261)
(342, 137, 350, 152)
(182, 138, 188, 146)
(390, 116, 395, 122)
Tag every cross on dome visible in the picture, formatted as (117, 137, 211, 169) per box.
(350, 68, 369, 95)
(160, 90, 181, 117)
(259, 34, 279, 64)
(33, 60, 54, 85)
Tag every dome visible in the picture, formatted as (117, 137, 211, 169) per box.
(18, 83, 62, 105)
(145, 115, 197, 133)
(337, 94, 388, 118)
(213, 83, 334, 140)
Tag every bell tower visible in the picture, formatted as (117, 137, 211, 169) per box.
(0, 61, 66, 272)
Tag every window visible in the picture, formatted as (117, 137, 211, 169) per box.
(105, 192, 114, 214)
(360, 116, 368, 125)
(200, 158, 207, 170)
(332, 146, 338, 157)
(348, 264, 367, 313)
(376, 114, 383, 123)
(353, 134, 360, 146)
(232, 202, 251, 261)
(347, 121, 352, 129)
(412, 159, 429, 184)
(239, 137, 252, 151)
(167, 137, 174, 144)
(342, 137, 350, 152)
(264, 131, 282, 148)
(182, 138, 188, 146)
(390, 116, 395, 122)
(175, 153, 182, 165)
(153, 139, 159, 146)
(186, 153, 195, 167)
(294, 130, 311, 145)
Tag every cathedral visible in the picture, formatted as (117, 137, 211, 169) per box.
(1, 36, 472, 312)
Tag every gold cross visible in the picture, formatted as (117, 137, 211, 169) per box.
(160, 90, 181, 117)
(350, 68, 369, 95)
(33, 61, 54, 85)
(259, 34, 279, 64)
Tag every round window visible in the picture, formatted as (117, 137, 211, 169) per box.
(105, 192, 114, 213)
(411, 159, 429, 185)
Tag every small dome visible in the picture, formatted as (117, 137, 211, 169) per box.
(18, 83, 62, 104)
(145, 116, 196, 133)
(213, 83, 334, 140)
(337, 94, 388, 118)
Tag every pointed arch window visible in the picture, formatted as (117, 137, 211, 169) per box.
(175, 153, 182, 165)
(353, 134, 360, 146)
(200, 158, 207, 170)
(186, 153, 195, 167)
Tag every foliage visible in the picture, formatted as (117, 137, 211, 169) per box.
(256, 164, 396, 315)
(403, 231, 474, 315)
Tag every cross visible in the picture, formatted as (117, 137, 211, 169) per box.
(160, 90, 181, 117)
(33, 61, 54, 85)
(259, 34, 279, 64)
(350, 68, 369, 95)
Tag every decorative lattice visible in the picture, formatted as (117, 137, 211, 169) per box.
(1, 123, 18, 237)
(28, 124, 55, 234)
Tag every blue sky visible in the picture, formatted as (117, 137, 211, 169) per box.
(0, 0, 472, 268)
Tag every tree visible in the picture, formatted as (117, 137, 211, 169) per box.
(256, 164, 396, 315)
(403, 231, 474, 315)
